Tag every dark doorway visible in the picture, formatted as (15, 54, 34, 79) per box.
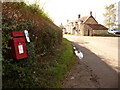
(88, 29, 90, 36)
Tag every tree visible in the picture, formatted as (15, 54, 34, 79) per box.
(103, 3, 116, 29)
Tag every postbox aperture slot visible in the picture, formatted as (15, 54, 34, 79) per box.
(11, 31, 24, 38)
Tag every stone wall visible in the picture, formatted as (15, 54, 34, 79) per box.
(93, 30, 108, 35)
(80, 24, 93, 36)
(79, 24, 85, 35)
(80, 24, 108, 36)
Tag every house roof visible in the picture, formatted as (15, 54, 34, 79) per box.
(65, 11, 98, 25)
(77, 16, 88, 22)
(67, 16, 89, 24)
(87, 24, 108, 30)
(76, 15, 98, 24)
(84, 16, 98, 24)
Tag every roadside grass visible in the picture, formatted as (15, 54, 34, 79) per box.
(94, 34, 120, 37)
(33, 38, 76, 88)
(51, 38, 76, 88)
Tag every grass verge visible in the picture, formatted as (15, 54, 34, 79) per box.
(33, 38, 76, 88)
(94, 34, 120, 37)
(51, 38, 76, 88)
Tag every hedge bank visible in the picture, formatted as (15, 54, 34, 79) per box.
(2, 2, 75, 88)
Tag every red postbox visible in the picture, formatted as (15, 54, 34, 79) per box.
(8, 31, 28, 60)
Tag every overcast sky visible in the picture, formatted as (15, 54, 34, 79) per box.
(26, 0, 119, 26)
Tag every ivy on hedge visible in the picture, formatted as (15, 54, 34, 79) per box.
(2, 2, 62, 88)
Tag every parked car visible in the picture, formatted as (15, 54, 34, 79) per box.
(108, 29, 120, 34)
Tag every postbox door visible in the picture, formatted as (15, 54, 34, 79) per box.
(13, 37, 28, 60)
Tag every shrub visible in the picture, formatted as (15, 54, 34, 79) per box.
(2, 2, 62, 88)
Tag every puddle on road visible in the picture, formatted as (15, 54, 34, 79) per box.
(73, 45, 84, 60)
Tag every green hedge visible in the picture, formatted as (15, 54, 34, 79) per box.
(2, 2, 63, 88)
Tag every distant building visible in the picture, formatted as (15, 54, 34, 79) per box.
(64, 11, 108, 36)
(59, 23, 66, 34)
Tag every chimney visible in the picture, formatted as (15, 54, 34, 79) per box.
(90, 11, 92, 16)
(78, 14, 81, 18)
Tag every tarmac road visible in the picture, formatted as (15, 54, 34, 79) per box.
(63, 35, 119, 88)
